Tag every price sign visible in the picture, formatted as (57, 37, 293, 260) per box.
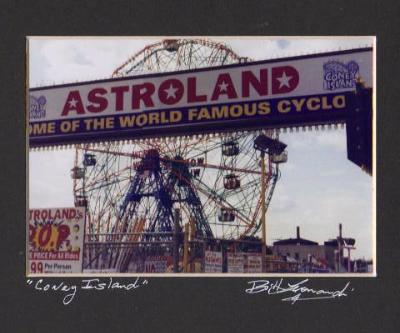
(28, 207, 85, 274)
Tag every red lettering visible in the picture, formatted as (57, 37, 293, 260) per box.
(61, 91, 85, 116)
(187, 77, 207, 103)
(158, 79, 184, 105)
(272, 66, 299, 94)
(111, 86, 129, 111)
(68, 209, 76, 219)
(242, 69, 268, 97)
(87, 88, 108, 113)
(132, 83, 155, 109)
(29, 224, 36, 242)
(211, 73, 238, 101)
(41, 210, 48, 220)
(38, 224, 52, 247)
(56, 225, 70, 249)
(61, 209, 69, 219)
(54, 209, 61, 220)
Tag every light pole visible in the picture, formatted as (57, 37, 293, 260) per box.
(173, 208, 180, 273)
(254, 134, 287, 273)
(260, 150, 267, 272)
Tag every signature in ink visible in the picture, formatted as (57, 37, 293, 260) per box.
(245, 279, 353, 304)
(27, 277, 149, 305)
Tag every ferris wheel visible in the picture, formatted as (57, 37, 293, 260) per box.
(72, 39, 284, 268)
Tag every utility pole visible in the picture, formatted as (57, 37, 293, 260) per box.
(347, 248, 351, 272)
(254, 134, 287, 273)
(189, 218, 196, 273)
(173, 208, 180, 273)
(260, 151, 267, 273)
(202, 238, 206, 273)
(183, 224, 189, 272)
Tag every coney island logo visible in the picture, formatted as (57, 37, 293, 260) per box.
(29, 95, 46, 119)
(323, 60, 359, 90)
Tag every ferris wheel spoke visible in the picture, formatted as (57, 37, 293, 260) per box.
(160, 156, 261, 175)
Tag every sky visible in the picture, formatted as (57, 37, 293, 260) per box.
(28, 37, 375, 259)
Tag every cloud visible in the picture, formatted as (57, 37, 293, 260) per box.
(72, 50, 93, 66)
(268, 177, 372, 258)
(217, 36, 374, 61)
(29, 38, 156, 86)
(276, 39, 291, 49)
(270, 194, 297, 212)
(282, 129, 346, 153)
(29, 149, 75, 207)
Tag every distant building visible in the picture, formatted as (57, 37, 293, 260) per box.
(324, 223, 356, 272)
(271, 223, 363, 273)
(272, 226, 325, 264)
(353, 259, 373, 273)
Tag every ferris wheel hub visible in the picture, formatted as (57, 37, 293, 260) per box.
(135, 149, 160, 172)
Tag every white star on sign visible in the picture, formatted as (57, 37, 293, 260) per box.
(164, 83, 179, 99)
(218, 81, 229, 92)
(277, 71, 292, 89)
(68, 98, 78, 107)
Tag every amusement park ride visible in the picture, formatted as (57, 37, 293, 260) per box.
(29, 39, 373, 273)
(70, 39, 285, 272)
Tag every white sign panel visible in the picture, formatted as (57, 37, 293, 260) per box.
(28, 207, 85, 274)
(244, 253, 262, 273)
(204, 250, 223, 273)
(29, 48, 373, 147)
(227, 253, 245, 273)
(144, 256, 169, 273)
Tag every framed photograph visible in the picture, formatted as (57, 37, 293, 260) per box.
(28, 36, 375, 276)
(3, 1, 399, 332)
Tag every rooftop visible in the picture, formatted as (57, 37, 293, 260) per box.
(273, 226, 319, 246)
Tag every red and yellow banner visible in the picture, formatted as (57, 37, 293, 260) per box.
(29, 48, 373, 147)
(28, 207, 85, 274)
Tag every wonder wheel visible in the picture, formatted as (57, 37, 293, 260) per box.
(72, 39, 284, 271)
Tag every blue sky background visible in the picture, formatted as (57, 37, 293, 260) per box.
(28, 37, 374, 259)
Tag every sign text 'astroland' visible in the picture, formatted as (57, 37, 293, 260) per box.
(29, 48, 372, 147)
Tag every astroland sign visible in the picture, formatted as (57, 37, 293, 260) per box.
(28, 207, 85, 274)
(29, 48, 372, 147)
